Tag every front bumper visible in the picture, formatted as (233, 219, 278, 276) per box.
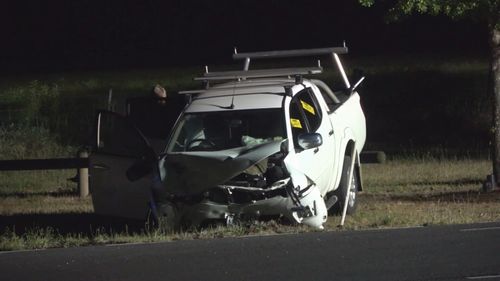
(161, 178, 327, 229)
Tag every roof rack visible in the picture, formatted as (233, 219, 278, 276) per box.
(232, 45, 351, 88)
(182, 45, 351, 96)
(178, 89, 207, 95)
(232, 46, 348, 60)
(194, 66, 323, 82)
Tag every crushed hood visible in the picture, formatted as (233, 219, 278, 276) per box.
(161, 140, 284, 194)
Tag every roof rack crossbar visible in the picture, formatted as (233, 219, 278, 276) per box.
(232, 47, 348, 60)
(194, 66, 323, 82)
(231, 46, 351, 88)
(178, 89, 207, 95)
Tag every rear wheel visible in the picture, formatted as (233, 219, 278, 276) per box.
(329, 155, 358, 215)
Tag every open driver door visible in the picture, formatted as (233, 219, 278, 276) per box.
(90, 110, 157, 220)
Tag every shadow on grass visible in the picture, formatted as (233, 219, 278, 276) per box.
(365, 189, 500, 203)
(0, 190, 78, 198)
(410, 178, 483, 187)
(413, 179, 483, 186)
(0, 213, 148, 236)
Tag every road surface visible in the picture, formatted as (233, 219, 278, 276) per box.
(1, 222, 499, 281)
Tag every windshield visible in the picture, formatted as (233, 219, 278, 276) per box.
(168, 109, 286, 152)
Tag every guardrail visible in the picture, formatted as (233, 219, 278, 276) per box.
(0, 151, 90, 198)
(0, 150, 385, 199)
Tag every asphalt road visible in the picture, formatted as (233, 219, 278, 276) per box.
(1, 222, 499, 281)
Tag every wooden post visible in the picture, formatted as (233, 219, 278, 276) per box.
(79, 151, 89, 198)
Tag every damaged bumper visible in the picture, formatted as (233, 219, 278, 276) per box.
(160, 177, 327, 229)
(155, 140, 328, 229)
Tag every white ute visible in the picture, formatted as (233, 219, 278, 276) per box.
(90, 46, 366, 230)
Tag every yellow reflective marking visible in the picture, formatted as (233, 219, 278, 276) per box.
(300, 100, 315, 115)
(290, 118, 302, 129)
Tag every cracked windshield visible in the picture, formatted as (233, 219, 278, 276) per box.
(168, 109, 286, 152)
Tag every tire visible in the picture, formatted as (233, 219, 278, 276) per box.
(145, 201, 178, 233)
(329, 155, 358, 215)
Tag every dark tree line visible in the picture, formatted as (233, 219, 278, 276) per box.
(1, 0, 486, 71)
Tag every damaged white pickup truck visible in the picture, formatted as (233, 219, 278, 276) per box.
(90, 46, 366, 230)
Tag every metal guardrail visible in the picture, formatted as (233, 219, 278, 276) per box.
(0, 150, 385, 199)
(0, 158, 89, 171)
(0, 151, 90, 198)
(0, 152, 385, 170)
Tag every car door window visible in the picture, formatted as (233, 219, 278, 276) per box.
(289, 100, 308, 147)
(289, 88, 322, 148)
(96, 111, 152, 158)
(299, 89, 322, 132)
(126, 96, 185, 140)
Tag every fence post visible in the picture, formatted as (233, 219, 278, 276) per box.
(79, 150, 89, 198)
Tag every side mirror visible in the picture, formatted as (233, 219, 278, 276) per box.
(297, 133, 323, 150)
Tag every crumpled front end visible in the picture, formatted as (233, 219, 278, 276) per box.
(154, 140, 328, 229)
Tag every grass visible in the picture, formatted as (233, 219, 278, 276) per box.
(338, 158, 499, 229)
(0, 196, 92, 216)
(1, 157, 498, 251)
(0, 67, 200, 145)
(0, 125, 78, 196)
(0, 221, 312, 251)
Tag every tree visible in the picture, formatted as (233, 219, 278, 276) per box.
(358, 0, 500, 188)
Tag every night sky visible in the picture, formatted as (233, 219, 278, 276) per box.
(0, 0, 489, 72)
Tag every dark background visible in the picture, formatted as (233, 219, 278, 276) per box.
(0, 0, 492, 154)
(0, 0, 489, 73)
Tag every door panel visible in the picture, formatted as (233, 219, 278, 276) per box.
(289, 89, 335, 195)
(295, 116, 335, 195)
(90, 111, 155, 219)
(91, 154, 152, 219)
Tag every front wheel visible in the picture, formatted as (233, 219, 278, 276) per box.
(329, 155, 358, 215)
(146, 202, 178, 233)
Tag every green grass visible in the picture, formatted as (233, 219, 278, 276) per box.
(0, 67, 201, 145)
(0, 125, 78, 195)
(362, 158, 489, 193)
(0, 126, 75, 159)
(0, 196, 92, 216)
(336, 158, 499, 229)
(0, 221, 313, 251)
(1, 158, 498, 251)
